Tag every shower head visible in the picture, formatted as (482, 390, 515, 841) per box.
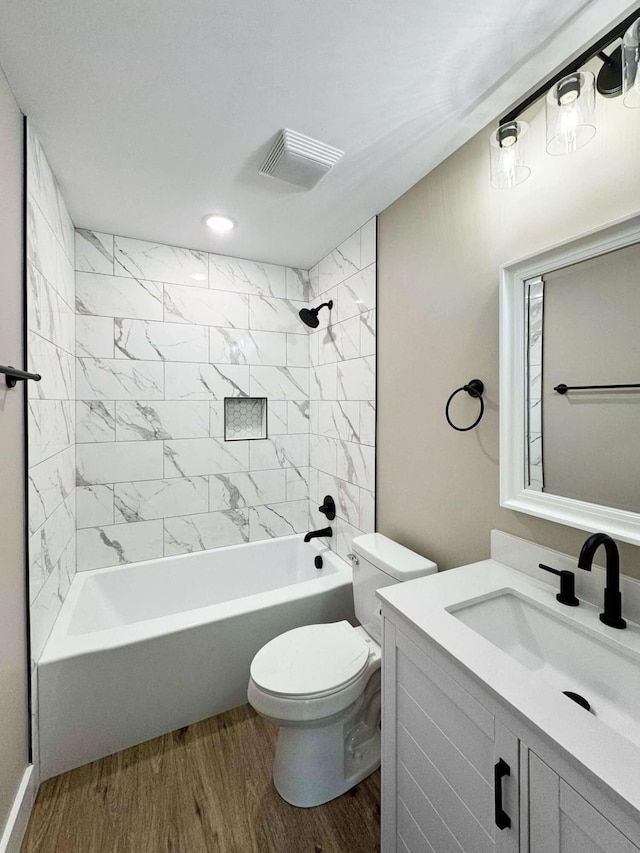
(299, 300, 333, 329)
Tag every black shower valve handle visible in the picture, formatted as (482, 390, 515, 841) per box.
(539, 563, 579, 607)
(318, 495, 336, 521)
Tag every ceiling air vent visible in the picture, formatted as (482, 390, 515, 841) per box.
(259, 129, 344, 189)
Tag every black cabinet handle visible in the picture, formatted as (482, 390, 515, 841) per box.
(494, 759, 511, 830)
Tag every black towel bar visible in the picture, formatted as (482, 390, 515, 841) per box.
(0, 365, 42, 389)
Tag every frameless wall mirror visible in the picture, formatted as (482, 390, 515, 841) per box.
(500, 212, 640, 545)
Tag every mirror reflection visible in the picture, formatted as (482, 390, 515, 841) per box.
(525, 240, 640, 512)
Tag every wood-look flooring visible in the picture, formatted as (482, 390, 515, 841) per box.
(21, 704, 380, 853)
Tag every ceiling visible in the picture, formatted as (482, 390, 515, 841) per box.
(0, 0, 634, 268)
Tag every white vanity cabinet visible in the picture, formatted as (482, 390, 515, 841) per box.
(382, 615, 640, 853)
(528, 753, 639, 853)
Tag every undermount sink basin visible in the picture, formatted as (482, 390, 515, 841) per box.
(448, 590, 640, 748)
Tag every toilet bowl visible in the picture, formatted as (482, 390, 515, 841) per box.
(247, 533, 437, 807)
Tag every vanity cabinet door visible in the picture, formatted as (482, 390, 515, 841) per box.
(529, 752, 640, 853)
(387, 628, 519, 853)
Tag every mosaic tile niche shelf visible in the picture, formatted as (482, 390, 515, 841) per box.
(224, 397, 268, 441)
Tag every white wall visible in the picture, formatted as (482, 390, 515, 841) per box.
(308, 220, 377, 560)
(26, 124, 76, 710)
(378, 74, 640, 577)
(74, 231, 312, 568)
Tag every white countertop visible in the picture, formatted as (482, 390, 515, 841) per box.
(378, 558, 640, 818)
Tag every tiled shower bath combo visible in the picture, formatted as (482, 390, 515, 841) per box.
(74, 219, 376, 570)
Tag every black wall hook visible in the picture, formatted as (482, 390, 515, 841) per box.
(445, 379, 485, 431)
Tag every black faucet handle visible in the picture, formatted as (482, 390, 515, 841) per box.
(318, 495, 336, 521)
(539, 564, 579, 607)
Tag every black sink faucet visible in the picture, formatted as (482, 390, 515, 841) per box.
(304, 527, 333, 543)
(577, 532, 626, 629)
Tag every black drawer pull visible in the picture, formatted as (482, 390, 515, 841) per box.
(494, 758, 511, 830)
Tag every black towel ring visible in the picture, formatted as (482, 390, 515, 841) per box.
(445, 379, 485, 432)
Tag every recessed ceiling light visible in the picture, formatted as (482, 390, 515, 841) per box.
(204, 214, 236, 234)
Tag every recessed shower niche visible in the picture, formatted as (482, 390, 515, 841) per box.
(224, 397, 268, 441)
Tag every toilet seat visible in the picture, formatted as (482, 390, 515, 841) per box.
(250, 621, 370, 699)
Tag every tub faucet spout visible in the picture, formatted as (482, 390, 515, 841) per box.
(304, 527, 332, 542)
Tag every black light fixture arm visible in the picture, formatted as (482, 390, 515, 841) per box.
(0, 364, 42, 389)
(499, 6, 640, 124)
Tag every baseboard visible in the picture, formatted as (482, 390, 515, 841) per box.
(0, 765, 37, 853)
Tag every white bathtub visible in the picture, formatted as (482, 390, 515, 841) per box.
(38, 535, 354, 780)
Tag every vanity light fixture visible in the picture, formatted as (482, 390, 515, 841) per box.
(623, 19, 640, 108)
(204, 214, 236, 234)
(545, 71, 596, 155)
(489, 121, 531, 188)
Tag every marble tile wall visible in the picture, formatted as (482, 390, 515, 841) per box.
(26, 123, 76, 664)
(307, 219, 377, 562)
(75, 231, 311, 569)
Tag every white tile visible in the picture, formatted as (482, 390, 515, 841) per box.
(310, 435, 337, 476)
(308, 263, 320, 300)
(249, 295, 306, 333)
(27, 198, 57, 290)
(29, 446, 75, 535)
(209, 470, 287, 510)
(318, 230, 360, 292)
(76, 358, 164, 400)
(268, 401, 288, 435)
(318, 401, 361, 442)
(318, 316, 360, 365)
(337, 356, 375, 401)
(76, 315, 114, 359)
(116, 401, 210, 441)
(29, 400, 74, 465)
(27, 334, 74, 402)
(336, 440, 375, 490)
(210, 402, 225, 437)
(164, 283, 248, 327)
(209, 328, 286, 366)
(29, 496, 75, 601)
(27, 262, 75, 354)
(286, 467, 309, 501)
(77, 485, 114, 528)
(114, 236, 208, 285)
(77, 520, 164, 571)
(336, 266, 376, 322)
(318, 472, 359, 528)
(76, 401, 116, 443)
(114, 319, 209, 362)
(308, 400, 319, 436)
(360, 401, 376, 446)
(250, 435, 309, 471)
(250, 366, 309, 400)
(249, 501, 309, 541)
(360, 219, 377, 269)
(308, 330, 320, 368)
(164, 509, 249, 555)
(360, 310, 376, 357)
(310, 363, 337, 401)
(286, 334, 309, 367)
(336, 517, 363, 564)
(56, 244, 76, 310)
(209, 254, 286, 298)
(359, 488, 375, 533)
(287, 400, 309, 434)
(77, 441, 164, 485)
(286, 268, 310, 301)
(75, 229, 114, 274)
(164, 363, 250, 400)
(309, 468, 319, 505)
(114, 477, 209, 523)
(164, 438, 249, 477)
(76, 272, 164, 320)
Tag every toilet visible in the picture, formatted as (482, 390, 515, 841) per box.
(247, 533, 437, 807)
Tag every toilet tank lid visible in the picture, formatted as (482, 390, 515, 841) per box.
(352, 533, 437, 580)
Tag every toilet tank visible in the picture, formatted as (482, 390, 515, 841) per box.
(351, 533, 437, 644)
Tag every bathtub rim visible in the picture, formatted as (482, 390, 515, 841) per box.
(40, 536, 351, 665)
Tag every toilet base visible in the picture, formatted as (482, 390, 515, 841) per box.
(272, 693, 381, 808)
